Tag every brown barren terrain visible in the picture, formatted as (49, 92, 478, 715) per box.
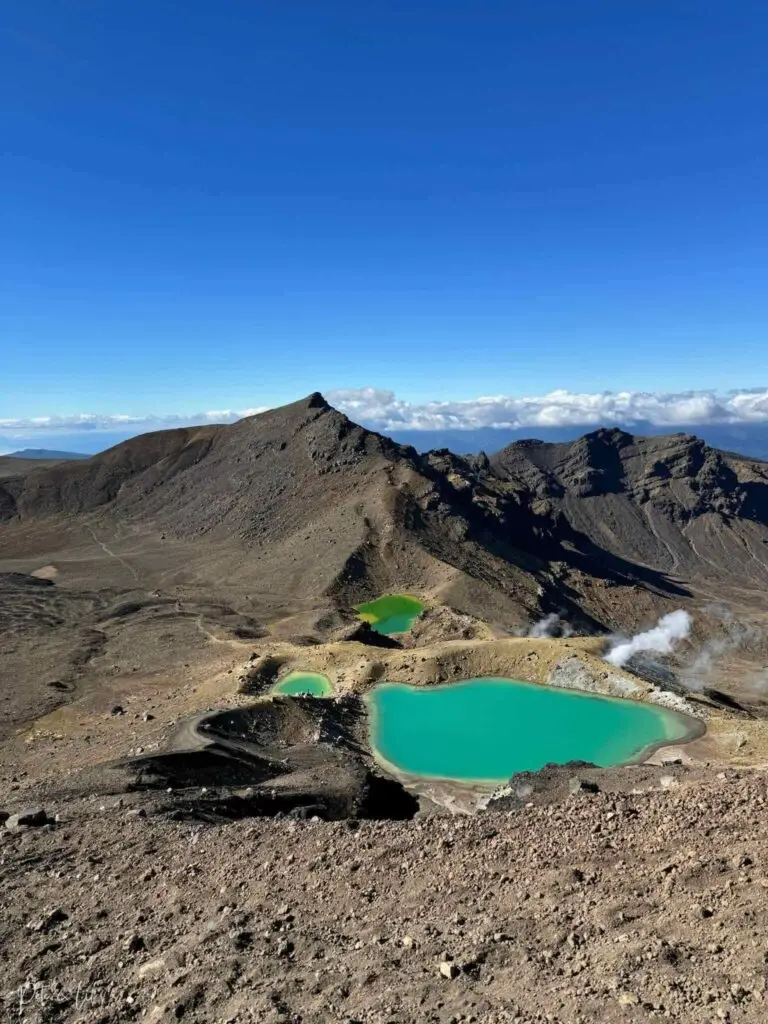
(3, 396, 768, 1022)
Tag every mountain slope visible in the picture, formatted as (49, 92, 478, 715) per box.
(491, 428, 768, 590)
(0, 395, 560, 629)
(3, 401, 767, 638)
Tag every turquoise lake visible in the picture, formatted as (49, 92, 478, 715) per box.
(271, 671, 333, 697)
(367, 677, 695, 783)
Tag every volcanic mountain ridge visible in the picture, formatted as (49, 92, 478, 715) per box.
(2, 395, 768, 637)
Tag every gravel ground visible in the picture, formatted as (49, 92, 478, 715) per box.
(3, 772, 768, 1024)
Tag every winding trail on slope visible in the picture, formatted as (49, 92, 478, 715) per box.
(682, 521, 725, 579)
(742, 534, 768, 579)
(84, 525, 140, 582)
(643, 504, 681, 573)
(194, 614, 256, 649)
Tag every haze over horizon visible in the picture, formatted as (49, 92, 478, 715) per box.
(5, 385, 768, 459)
(3, 1, 768, 434)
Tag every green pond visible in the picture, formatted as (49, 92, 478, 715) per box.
(367, 678, 695, 784)
(355, 594, 424, 635)
(271, 671, 333, 697)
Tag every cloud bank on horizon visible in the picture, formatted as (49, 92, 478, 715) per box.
(0, 407, 269, 438)
(329, 387, 768, 431)
(3, 387, 768, 439)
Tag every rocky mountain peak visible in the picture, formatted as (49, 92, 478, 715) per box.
(580, 426, 634, 447)
(305, 391, 331, 410)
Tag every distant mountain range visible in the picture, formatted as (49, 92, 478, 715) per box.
(5, 421, 768, 463)
(6, 448, 90, 460)
(388, 422, 768, 461)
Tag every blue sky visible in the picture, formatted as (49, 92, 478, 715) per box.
(2, 1, 768, 433)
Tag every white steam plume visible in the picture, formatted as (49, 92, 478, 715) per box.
(679, 609, 760, 691)
(527, 613, 573, 639)
(745, 670, 768, 696)
(605, 610, 692, 668)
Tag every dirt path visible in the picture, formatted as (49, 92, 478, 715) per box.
(644, 503, 681, 573)
(84, 524, 140, 582)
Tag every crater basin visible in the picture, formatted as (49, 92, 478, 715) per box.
(355, 594, 424, 635)
(367, 677, 698, 784)
(271, 671, 333, 697)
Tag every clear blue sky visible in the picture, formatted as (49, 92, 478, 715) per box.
(3, 0, 768, 419)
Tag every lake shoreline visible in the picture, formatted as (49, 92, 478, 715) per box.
(365, 675, 707, 790)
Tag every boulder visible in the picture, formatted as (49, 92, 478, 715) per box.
(5, 807, 49, 829)
(568, 777, 600, 795)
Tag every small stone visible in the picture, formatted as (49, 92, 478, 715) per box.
(124, 934, 145, 953)
(111, 705, 125, 716)
(138, 958, 166, 978)
(27, 907, 68, 933)
(568, 777, 599, 795)
(402, 935, 415, 948)
(617, 992, 639, 1006)
(276, 938, 294, 957)
(231, 930, 253, 950)
(439, 961, 460, 980)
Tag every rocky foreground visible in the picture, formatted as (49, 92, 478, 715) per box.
(2, 772, 768, 1024)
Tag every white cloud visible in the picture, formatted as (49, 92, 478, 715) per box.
(0, 408, 267, 436)
(3, 387, 768, 437)
(327, 387, 768, 431)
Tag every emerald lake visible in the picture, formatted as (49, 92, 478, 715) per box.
(367, 678, 696, 784)
(271, 671, 333, 697)
(355, 594, 424, 635)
